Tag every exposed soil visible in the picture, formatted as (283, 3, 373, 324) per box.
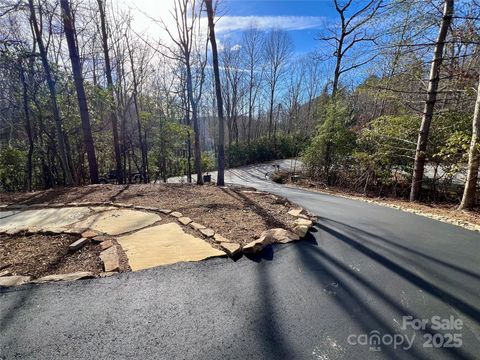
(0, 184, 300, 245)
(0, 233, 129, 279)
(288, 180, 480, 232)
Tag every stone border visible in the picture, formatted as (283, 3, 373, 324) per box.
(0, 190, 317, 286)
(238, 190, 317, 254)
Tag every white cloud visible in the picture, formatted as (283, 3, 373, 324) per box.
(121, 1, 325, 45)
(230, 44, 242, 51)
(214, 16, 326, 33)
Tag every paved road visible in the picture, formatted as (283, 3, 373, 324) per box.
(1, 162, 479, 359)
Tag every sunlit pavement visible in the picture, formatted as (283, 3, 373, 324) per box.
(1, 161, 479, 359)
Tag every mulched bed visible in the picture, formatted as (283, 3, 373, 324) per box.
(0, 184, 300, 245)
(0, 233, 129, 279)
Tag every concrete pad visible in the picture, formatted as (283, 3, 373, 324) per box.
(0, 207, 92, 233)
(117, 223, 226, 271)
(72, 209, 161, 235)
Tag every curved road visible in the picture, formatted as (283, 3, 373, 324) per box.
(1, 162, 479, 359)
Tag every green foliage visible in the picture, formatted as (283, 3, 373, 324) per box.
(356, 114, 419, 172)
(0, 147, 26, 191)
(431, 111, 472, 175)
(201, 152, 215, 172)
(302, 100, 356, 179)
(149, 117, 191, 179)
(226, 133, 306, 168)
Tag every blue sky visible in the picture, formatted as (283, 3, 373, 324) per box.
(218, 0, 338, 54)
(127, 0, 339, 55)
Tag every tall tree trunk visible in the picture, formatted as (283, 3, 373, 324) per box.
(410, 0, 454, 201)
(268, 85, 275, 138)
(332, 41, 343, 98)
(97, 0, 123, 184)
(126, 35, 147, 183)
(61, 0, 98, 184)
(205, 0, 225, 186)
(185, 63, 203, 185)
(28, 0, 73, 185)
(459, 75, 480, 210)
(18, 61, 34, 191)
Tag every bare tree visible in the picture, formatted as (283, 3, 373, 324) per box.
(264, 29, 292, 138)
(221, 41, 243, 146)
(61, 0, 98, 184)
(321, 0, 383, 97)
(242, 26, 264, 144)
(410, 0, 454, 201)
(459, 73, 480, 210)
(160, 0, 207, 184)
(28, 0, 74, 185)
(205, 0, 225, 186)
(97, 0, 123, 183)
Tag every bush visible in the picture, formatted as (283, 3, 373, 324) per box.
(0, 146, 26, 191)
(302, 100, 356, 182)
(226, 133, 307, 168)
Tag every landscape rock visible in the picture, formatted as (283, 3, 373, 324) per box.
(199, 228, 215, 237)
(178, 217, 193, 225)
(293, 225, 309, 238)
(99, 272, 116, 278)
(69, 237, 89, 251)
(72, 209, 161, 236)
(81, 230, 98, 238)
(213, 233, 232, 243)
(33, 271, 94, 284)
(159, 209, 172, 214)
(294, 218, 313, 228)
(0, 275, 32, 287)
(115, 203, 134, 208)
(49, 203, 65, 208)
(117, 223, 225, 270)
(243, 236, 272, 254)
(100, 240, 114, 250)
(288, 208, 304, 217)
(170, 211, 183, 218)
(92, 235, 110, 243)
(190, 222, 206, 230)
(261, 228, 300, 244)
(0, 207, 92, 234)
(100, 246, 120, 272)
(0, 270, 12, 277)
(135, 206, 158, 212)
(220, 242, 241, 256)
(64, 227, 88, 235)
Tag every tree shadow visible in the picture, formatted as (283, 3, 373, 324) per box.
(314, 221, 480, 324)
(251, 249, 297, 358)
(317, 217, 480, 282)
(220, 187, 290, 230)
(292, 235, 476, 359)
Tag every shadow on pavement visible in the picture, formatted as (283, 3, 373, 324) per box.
(290, 225, 478, 359)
